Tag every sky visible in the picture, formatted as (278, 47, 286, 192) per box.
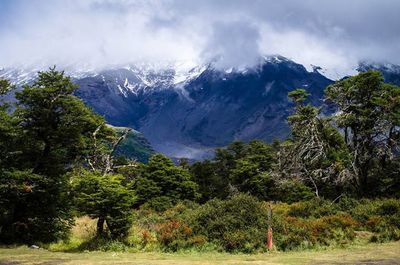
(0, 0, 400, 75)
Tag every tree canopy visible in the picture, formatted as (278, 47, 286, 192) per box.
(0, 68, 113, 243)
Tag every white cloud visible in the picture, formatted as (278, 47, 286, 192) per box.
(0, 0, 399, 74)
(202, 21, 261, 69)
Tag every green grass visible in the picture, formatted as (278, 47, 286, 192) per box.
(1, 241, 399, 265)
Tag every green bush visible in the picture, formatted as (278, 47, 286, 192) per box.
(346, 199, 380, 222)
(279, 198, 400, 250)
(378, 199, 400, 216)
(142, 196, 175, 212)
(288, 198, 340, 218)
(63, 198, 400, 253)
(273, 213, 358, 251)
(274, 180, 314, 203)
(191, 194, 269, 253)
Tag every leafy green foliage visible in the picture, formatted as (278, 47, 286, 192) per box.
(191, 140, 278, 201)
(0, 69, 111, 244)
(132, 154, 199, 211)
(0, 79, 13, 96)
(0, 170, 73, 243)
(190, 160, 224, 203)
(192, 194, 269, 253)
(14, 68, 109, 177)
(325, 70, 400, 195)
(273, 180, 314, 204)
(0, 80, 18, 169)
(288, 88, 310, 104)
(72, 170, 135, 239)
(229, 141, 276, 199)
(129, 196, 399, 253)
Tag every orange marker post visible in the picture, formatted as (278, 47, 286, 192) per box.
(266, 203, 273, 250)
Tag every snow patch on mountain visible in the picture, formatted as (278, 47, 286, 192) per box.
(358, 61, 400, 74)
(0, 66, 97, 86)
(2, 56, 400, 95)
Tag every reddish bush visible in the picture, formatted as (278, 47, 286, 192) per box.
(156, 220, 194, 251)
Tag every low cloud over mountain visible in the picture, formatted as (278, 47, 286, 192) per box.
(1, 0, 399, 76)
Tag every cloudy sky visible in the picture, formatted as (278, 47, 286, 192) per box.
(0, 0, 399, 74)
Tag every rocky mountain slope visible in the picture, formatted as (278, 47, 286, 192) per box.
(73, 56, 333, 159)
(2, 57, 399, 160)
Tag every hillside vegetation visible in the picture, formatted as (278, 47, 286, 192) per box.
(111, 125, 155, 163)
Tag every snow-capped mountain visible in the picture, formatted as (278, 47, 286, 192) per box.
(2, 56, 399, 159)
(72, 56, 334, 159)
(357, 61, 400, 85)
(0, 68, 39, 85)
(0, 62, 101, 85)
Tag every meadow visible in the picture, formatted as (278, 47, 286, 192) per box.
(1, 241, 400, 265)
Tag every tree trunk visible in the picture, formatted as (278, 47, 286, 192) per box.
(97, 217, 105, 237)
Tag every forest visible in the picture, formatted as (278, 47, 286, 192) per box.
(0, 68, 399, 253)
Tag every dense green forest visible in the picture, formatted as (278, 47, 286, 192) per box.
(0, 68, 399, 252)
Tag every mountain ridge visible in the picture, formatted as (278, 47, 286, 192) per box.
(73, 56, 333, 159)
(2, 56, 400, 159)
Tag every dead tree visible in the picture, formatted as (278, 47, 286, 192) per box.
(86, 124, 134, 174)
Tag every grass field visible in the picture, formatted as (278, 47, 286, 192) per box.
(0, 241, 399, 265)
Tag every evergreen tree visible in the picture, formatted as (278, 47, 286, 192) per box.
(133, 154, 199, 211)
(0, 170, 72, 243)
(229, 140, 276, 200)
(0, 69, 111, 243)
(191, 140, 279, 201)
(14, 68, 108, 176)
(190, 160, 224, 202)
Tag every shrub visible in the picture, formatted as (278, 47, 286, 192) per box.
(57, 198, 400, 253)
(156, 220, 195, 251)
(274, 180, 314, 203)
(288, 198, 340, 218)
(272, 213, 358, 251)
(191, 194, 269, 253)
(131, 202, 204, 251)
(346, 199, 380, 222)
(142, 196, 175, 213)
(378, 199, 400, 216)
